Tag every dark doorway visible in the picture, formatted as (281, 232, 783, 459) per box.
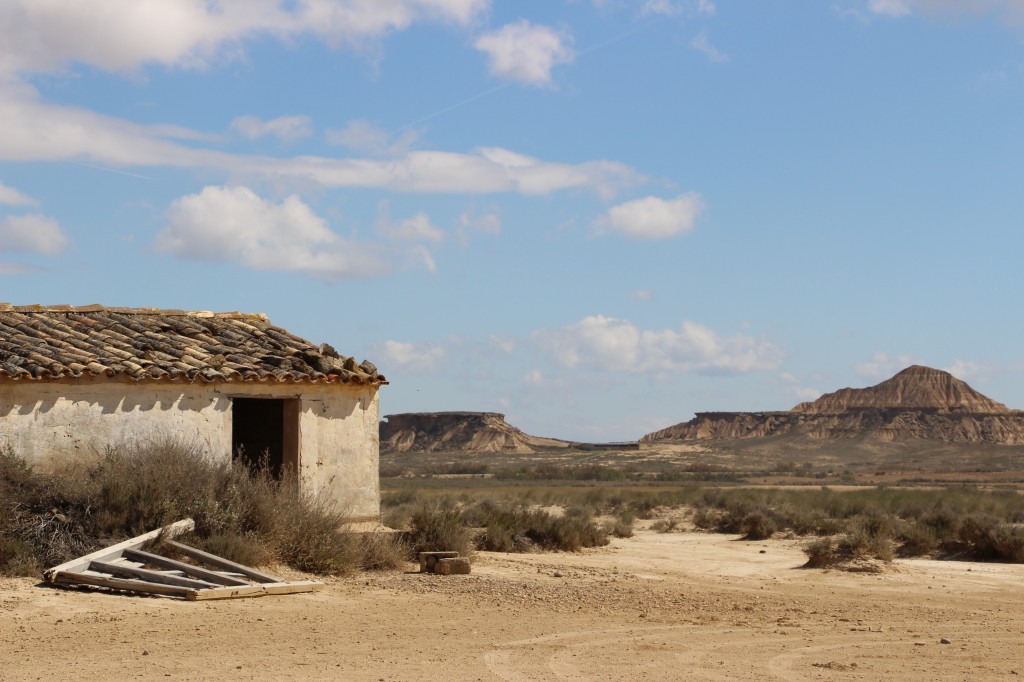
(232, 398, 299, 480)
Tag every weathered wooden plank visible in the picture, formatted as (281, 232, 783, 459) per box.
(122, 548, 250, 586)
(185, 581, 323, 601)
(51, 572, 198, 598)
(44, 519, 195, 582)
(89, 560, 220, 589)
(165, 540, 281, 583)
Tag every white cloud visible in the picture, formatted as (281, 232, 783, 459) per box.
(523, 368, 544, 385)
(378, 340, 447, 373)
(407, 245, 438, 274)
(457, 209, 501, 244)
(690, 30, 728, 63)
(0, 0, 490, 75)
(943, 359, 990, 383)
(375, 202, 444, 243)
(0, 82, 639, 196)
(642, 0, 683, 15)
(855, 351, 922, 379)
(230, 115, 312, 141)
(474, 21, 575, 87)
(697, 0, 717, 15)
(793, 386, 823, 401)
(864, 0, 1024, 24)
(595, 193, 704, 239)
(868, 0, 912, 16)
(630, 289, 653, 301)
(532, 315, 782, 374)
(155, 185, 390, 279)
(491, 335, 517, 354)
(779, 372, 821, 402)
(0, 214, 70, 255)
(0, 181, 37, 206)
(325, 119, 419, 156)
(396, 214, 444, 243)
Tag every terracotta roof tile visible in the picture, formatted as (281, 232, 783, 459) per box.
(0, 304, 386, 386)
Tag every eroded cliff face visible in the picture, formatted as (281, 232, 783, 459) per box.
(642, 366, 1024, 446)
(380, 412, 571, 454)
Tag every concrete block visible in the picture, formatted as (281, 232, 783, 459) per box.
(418, 551, 460, 573)
(435, 557, 471, 575)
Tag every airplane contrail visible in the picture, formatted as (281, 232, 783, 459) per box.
(65, 161, 152, 180)
(389, 22, 652, 136)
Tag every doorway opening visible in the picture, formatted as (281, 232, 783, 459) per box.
(231, 398, 299, 480)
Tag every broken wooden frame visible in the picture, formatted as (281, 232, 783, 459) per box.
(44, 519, 323, 600)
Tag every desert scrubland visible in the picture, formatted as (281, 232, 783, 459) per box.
(3, 522, 1023, 681)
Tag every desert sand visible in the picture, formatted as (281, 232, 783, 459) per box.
(2, 528, 1022, 681)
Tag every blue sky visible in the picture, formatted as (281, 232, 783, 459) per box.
(1, 0, 1022, 441)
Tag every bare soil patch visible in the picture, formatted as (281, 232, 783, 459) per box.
(3, 529, 1022, 681)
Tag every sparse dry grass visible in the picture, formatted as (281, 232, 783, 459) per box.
(382, 475, 1024, 565)
(0, 439, 409, 577)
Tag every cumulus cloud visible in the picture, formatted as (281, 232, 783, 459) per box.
(0, 181, 37, 206)
(457, 209, 501, 244)
(230, 115, 312, 141)
(490, 335, 516, 354)
(377, 340, 447, 372)
(0, 0, 490, 75)
(595, 193, 704, 239)
(532, 315, 782, 374)
(375, 201, 444, 243)
(155, 185, 390, 279)
(0, 214, 70, 255)
(856, 351, 922, 379)
(944, 359, 991, 383)
(474, 20, 575, 87)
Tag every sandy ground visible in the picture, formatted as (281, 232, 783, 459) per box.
(2, 529, 1023, 681)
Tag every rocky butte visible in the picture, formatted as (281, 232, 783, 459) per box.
(642, 366, 1024, 446)
(380, 412, 572, 454)
(380, 412, 638, 454)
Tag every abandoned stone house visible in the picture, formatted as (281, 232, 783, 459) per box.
(0, 304, 386, 520)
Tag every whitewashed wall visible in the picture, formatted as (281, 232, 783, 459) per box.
(0, 377, 380, 520)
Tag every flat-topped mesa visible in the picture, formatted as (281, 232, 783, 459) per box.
(791, 365, 1011, 415)
(380, 411, 571, 454)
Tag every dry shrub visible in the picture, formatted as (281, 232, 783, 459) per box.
(607, 510, 635, 539)
(740, 511, 777, 540)
(652, 517, 681, 533)
(0, 438, 408, 577)
(803, 532, 893, 569)
(895, 521, 940, 557)
(192, 533, 271, 568)
(407, 503, 474, 557)
(354, 532, 409, 571)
